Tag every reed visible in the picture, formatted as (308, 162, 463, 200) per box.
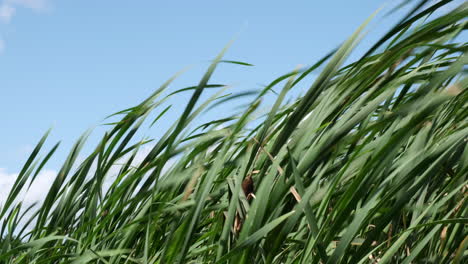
(1, 1, 467, 263)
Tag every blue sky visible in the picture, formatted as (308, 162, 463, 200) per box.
(0, 0, 462, 186)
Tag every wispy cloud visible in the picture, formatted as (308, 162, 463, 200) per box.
(5, 0, 49, 11)
(0, 3, 15, 23)
(0, 0, 51, 24)
(0, 38, 4, 53)
(0, 0, 51, 53)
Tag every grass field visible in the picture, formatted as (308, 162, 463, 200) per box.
(1, 1, 467, 263)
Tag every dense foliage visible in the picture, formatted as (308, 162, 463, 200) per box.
(1, 1, 467, 263)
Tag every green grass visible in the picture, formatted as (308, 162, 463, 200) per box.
(1, 1, 467, 263)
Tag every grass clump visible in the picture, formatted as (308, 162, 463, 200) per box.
(1, 1, 467, 263)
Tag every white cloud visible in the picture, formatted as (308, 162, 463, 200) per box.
(0, 142, 179, 232)
(0, 0, 52, 53)
(0, 168, 17, 205)
(0, 143, 159, 208)
(0, 38, 4, 53)
(0, 3, 15, 23)
(0, 167, 56, 234)
(0, 0, 50, 24)
(0, 141, 176, 213)
(5, 0, 49, 11)
(23, 169, 56, 203)
(0, 167, 57, 207)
